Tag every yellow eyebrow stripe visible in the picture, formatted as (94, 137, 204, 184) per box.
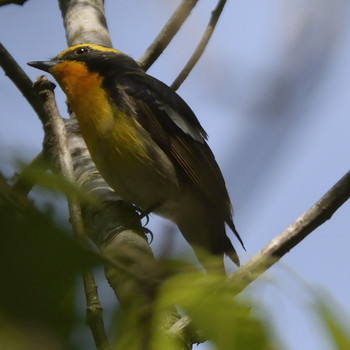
(57, 44, 120, 59)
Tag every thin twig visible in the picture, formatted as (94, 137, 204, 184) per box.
(229, 169, 350, 293)
(33, 76, 110, 350)
(138, 0, 199, 71)
(171, 0, 227, 90)
(0, 43, 51, 196)
(0, 42, 47, 122)
(0, 0, 27, 6)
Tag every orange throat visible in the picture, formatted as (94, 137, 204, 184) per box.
(50, 60, 113, 132)
(50, 61, 104, 106)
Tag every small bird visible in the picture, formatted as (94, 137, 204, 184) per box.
(28, 44, 244, 266)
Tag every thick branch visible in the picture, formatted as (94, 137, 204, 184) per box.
(171, 0, 227, 90)
(58, 0, 112, 47)
(229, 170, 350, 292)
(138, 0, 199, 71)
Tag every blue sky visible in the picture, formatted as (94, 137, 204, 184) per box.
(1, 1, 350, 349)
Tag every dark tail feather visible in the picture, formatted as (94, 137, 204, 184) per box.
(227, 219, 245, 251)
(213, 234, 240, 267)
(226, 246, 240, 267)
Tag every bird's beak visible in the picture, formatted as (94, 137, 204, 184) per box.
(27, 60, 60, 73)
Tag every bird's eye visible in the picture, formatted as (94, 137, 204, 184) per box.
(75, 47, 89, 55)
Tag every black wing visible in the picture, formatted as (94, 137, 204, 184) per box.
(104, 71, 243, 247)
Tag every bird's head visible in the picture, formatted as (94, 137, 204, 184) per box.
(28, 43, 142, 78)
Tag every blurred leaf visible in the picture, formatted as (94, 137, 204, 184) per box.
(0, 318, 65, 350)
(155, 270, 277, 350)
(111, 299, 183, 350)
(314, 295, 350, 350)
(14, 160, 98, 206)
(0, 175, 99, 348)
(110, 258, 194, 350)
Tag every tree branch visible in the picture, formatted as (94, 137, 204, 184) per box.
(229, 170, 350, 292)
(164, 169, 350, 345)
(58, 0, 112, 47)
(0, 0, 27, 6)
(171, 0, 227, 90)
(0, 42, 47, 122)
(138, 0, 199, 71)
(32, 76, 110, 350)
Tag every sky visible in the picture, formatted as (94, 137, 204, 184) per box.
(1, 1, 350, 349)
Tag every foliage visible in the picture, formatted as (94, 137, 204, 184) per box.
(1, 166, 350, 350)
(153, 269, 277, 350)
(0, 169, 98, 350)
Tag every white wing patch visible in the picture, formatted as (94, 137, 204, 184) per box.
(157, 102, 205, 143)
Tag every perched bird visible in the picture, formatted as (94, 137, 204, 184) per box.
(28, 44, 244, 266)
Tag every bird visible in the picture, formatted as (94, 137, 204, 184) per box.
(28, 43, 244, 267)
